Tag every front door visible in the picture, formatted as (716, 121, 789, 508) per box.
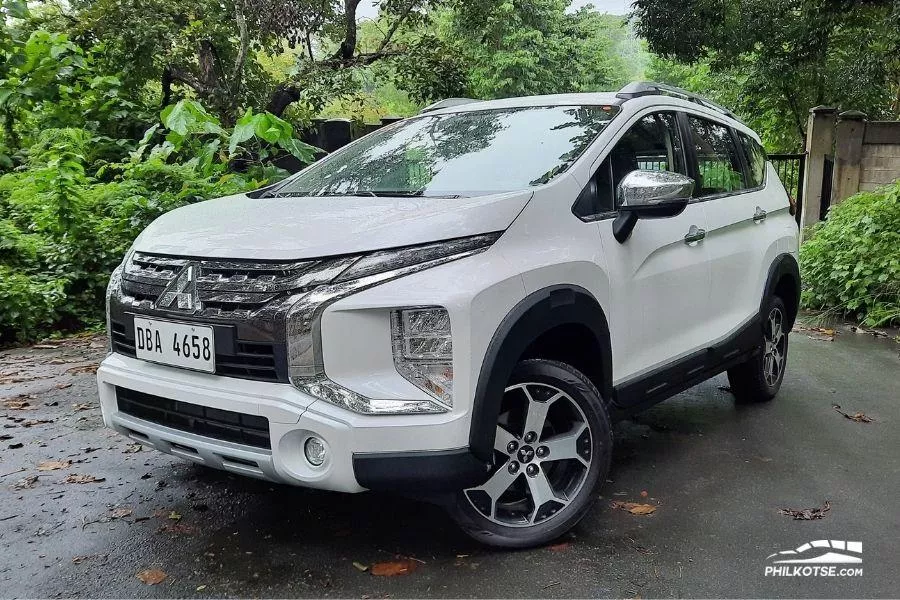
(585, 111, 711, 390)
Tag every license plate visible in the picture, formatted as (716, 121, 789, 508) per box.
(133, 317, 215, 373)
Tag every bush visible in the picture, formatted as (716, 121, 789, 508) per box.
(0, 128, 262, 344)
(800, 181, 900, 326)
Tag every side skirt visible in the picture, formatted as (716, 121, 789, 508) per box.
(610, 314, 762, 419)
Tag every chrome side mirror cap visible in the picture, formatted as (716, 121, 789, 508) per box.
(613, 170, 694, 243)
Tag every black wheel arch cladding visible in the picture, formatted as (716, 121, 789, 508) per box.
(762, 253, 801, 330)
(469, 285, 612, 462)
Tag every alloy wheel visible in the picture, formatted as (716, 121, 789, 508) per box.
(464, 382, 592, 527)
(763, 306, 786, 387)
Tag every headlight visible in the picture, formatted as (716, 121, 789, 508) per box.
(286, 233, 499, 414)
(391, 307, 453, 407)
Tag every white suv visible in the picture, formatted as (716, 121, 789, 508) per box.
(97, 82, 800, 548)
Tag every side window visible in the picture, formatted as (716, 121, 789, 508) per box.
(573, 112, 685, 218)
(688, 116, 746, 196)
(738, 133, 767, 188)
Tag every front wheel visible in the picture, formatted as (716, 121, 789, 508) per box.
(451, 359, 612, 548)
(727, 296, 789, 403)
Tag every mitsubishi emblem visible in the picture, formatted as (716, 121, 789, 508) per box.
(155, 264, 200, 311)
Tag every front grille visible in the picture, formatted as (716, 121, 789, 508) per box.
(116, 387, 271, 449)
(120, 252, 353, 317)
(110, 319, 282, 382)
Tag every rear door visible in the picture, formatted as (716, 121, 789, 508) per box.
(577, 110, 711, 387)
(687, 114, 768, 341)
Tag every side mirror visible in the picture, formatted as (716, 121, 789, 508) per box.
(613, 170, 694, 243)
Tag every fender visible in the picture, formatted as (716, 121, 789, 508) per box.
(761, 253, 801, 329)
(469, 285, 612, 462)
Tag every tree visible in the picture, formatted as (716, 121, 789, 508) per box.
(633, 0, 900, 150)
(71, 0, 449, 122)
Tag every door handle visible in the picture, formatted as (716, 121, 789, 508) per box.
(683, 225, 706, 244)
(753, 206, 767, 222)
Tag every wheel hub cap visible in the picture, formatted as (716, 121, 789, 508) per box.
(517, 445, 535, 463)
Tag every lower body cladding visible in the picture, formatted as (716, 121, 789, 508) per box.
(97, 353, 487, 493)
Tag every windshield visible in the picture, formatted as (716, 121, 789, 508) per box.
(270, 105, 618, 198)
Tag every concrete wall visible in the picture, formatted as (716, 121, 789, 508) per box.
(858, 122, 900, 192)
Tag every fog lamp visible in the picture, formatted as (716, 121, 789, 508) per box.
(304, 436, 327, 466)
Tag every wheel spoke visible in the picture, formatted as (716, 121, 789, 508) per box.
(526, 470, 562, 523)
(494, 424, 518, 454)
(541, 423, 588, 466)
(478, 467, 520, 518)
(522, 388, 558, 438)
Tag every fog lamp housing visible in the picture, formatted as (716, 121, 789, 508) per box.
(304, 436, 327, 467)
(391, 307, 453, 408)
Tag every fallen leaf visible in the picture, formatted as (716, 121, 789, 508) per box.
(55, 382, 73, 390)
(136, 569, 167, 585)
(32, 344, 59, 350)
(370, 559, 419, 577)
(0, 434, 11, 441)
(778, 500, 831, 520)
(196, 585, 207, 591)
(64, 473, 105, 484)
(110, 507, 133, 519)
(22, 419, 54, 428)
(832, 404, 874, 423)
(2, 399, 37, 410)
(67, 364, 99, 375)
(352, 561, 369, 572)
(12, 475, 39, 490)
(611, 501, 657, 515)
(73, 403, 94, 411)
(8, 443, 23, 449)
(167, 510, 182, 521)
(547, 542, 571, 551)
(37, 460, 71, 471)
(157, 523, 196, 535)
(123, 443, 143, 453)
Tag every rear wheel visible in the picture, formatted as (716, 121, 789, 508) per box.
(727, 296, 789, 403)
(451, 359, 612, 548)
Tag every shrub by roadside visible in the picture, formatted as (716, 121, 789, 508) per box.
(800, 180, 900, 326)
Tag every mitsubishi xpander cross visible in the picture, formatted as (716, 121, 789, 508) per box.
(98, 82, 800, 548)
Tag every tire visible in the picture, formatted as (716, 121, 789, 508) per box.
(727, 296, 789, 403)
(450, 359, 612, 548)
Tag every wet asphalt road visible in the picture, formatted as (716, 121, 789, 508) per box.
(0, 321, 897, 599)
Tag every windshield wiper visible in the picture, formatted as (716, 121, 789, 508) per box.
(353, 190, 463, 198)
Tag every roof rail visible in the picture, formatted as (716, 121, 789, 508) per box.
(419, 97, 480, 114)
(616, 81, 739, 121)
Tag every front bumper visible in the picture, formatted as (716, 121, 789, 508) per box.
(98, 353, 488, 493)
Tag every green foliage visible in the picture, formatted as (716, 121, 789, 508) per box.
(800, 182, 900, 326)
(0, 126, 260, 343)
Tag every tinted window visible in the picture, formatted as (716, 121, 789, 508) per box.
(274, 105, 618, 198)
(573, 112, 684, 217)
(688, 116, 746, 196)
(739, 133, 767, 188)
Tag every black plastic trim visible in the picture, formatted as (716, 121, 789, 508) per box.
(352, 447, 490, 492)
(612, 313, 761, 415)
(761, 253, 801, 329)
(469, 285, 612, 462)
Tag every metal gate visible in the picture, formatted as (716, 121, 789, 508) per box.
(769, 153, 806, 226)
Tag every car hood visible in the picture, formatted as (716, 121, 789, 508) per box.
(132, 190, 532, 260)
